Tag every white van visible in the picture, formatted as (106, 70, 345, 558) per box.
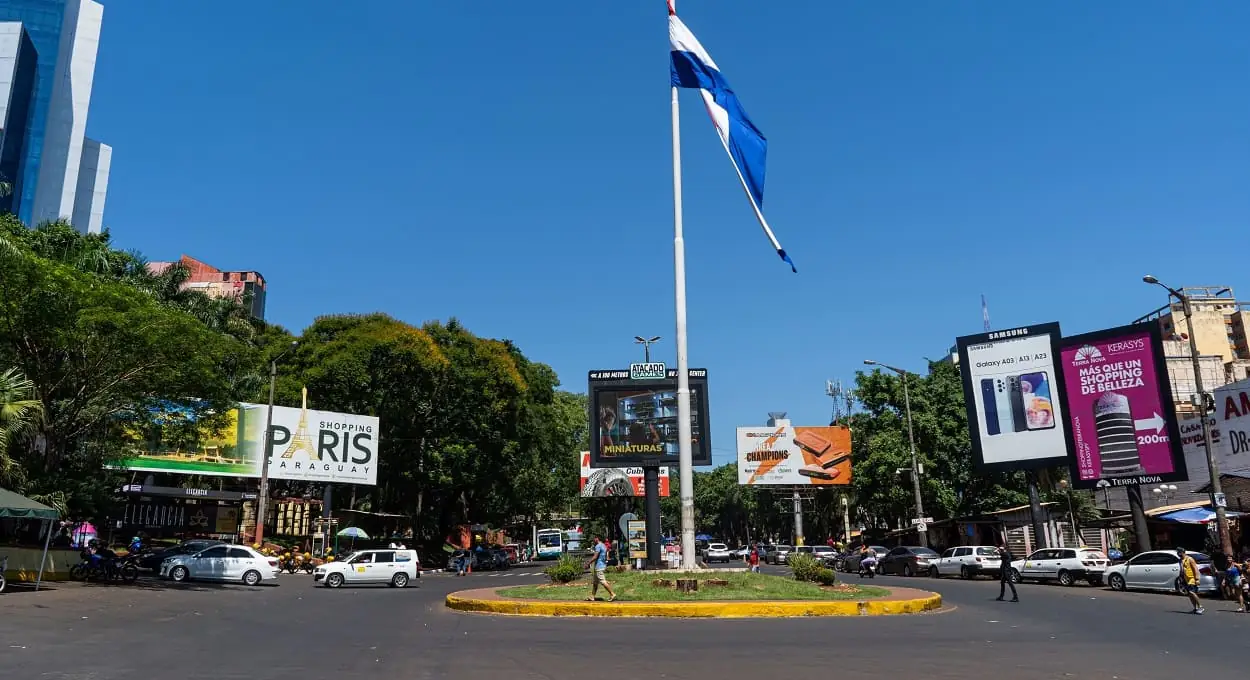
(314, 549, 420, 588)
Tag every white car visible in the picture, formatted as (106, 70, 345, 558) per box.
(809, 545, 838, 566)
(1010, 547, 1110, 587)
(315, 548, 420, 588)
(704, 543, 732, 563)
(1105, 550, 1220, 595)
(160, 544, 279, 586)
(930, 546, 1002, 579)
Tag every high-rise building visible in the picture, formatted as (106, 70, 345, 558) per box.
(0, 0, 110, 233)
(147, 255, 268, 320)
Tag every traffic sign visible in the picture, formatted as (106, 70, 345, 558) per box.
(629, 362, 667, 380)
(910, 517, 934, 525)
(915, 522, 928, 533)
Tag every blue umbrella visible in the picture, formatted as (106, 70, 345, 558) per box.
(337, 527, 370, 539)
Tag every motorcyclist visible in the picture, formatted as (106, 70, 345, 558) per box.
(858, 544, 877, 578)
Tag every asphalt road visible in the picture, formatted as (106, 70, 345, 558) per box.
(1, 564, 1245, 680)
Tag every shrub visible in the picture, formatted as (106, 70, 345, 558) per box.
(789, 553, 821, 582)
(816, 568, 837, 586)
(545, 555, 583, 584)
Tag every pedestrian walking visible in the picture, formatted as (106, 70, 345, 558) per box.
(585, 536, 616, 602)
(1226, 558, 1245, 613)
(1178, 547, 1204, 615)
(996, 541, 1018, 602)
(748, 543, 761, 573)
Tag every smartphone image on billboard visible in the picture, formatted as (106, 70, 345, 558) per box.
(993, 378, 1020, 433)
(1007, 376, 1028, 432)
(1018, 371, 1056, 431)
(981, 378, 1001, 436)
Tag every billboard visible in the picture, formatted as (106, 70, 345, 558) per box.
(1058, 323, 1187, 489)
(627, 519, 647, 559)
(588, 368, 711, 468)
(956, 323, 1071, 471)
(1214, 379, 1250, 460)
(109, 391, 380, 485)
(736, 423, 852, 485)
(579, 452, 670, 497)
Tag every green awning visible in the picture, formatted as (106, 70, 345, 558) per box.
(0, 486, 59, 520)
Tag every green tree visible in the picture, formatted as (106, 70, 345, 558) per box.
(276, 314, 583, 549)
(850, 360, 1029, 531)
(0, 367, 42, 484)
(0, 228, 260, 515)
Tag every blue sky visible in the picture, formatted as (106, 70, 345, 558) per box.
(92, 2, 1249, 467)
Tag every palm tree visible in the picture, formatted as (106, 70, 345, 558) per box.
(0, 367, 43, 480)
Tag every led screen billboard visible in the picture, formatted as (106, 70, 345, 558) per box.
(588, 368, 711, 468)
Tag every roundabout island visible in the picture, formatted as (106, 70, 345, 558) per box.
(445, 569, 942, 618)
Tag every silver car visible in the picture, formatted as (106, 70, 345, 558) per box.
(1105, 550, 1219, 595)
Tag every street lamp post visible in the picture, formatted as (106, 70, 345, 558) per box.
(634, 335, 662, 363)
(1142, 275, 1233, 558)
(1152, 484, 1179, 507)
(634, 335, 663, 567)
(254, 341, 298, 546)
(1057, 479, 1081, 546)
(864, 360, 928, 547)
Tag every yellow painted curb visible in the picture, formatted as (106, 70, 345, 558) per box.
(445, 590, 942, 618)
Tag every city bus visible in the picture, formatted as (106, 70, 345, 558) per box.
(535, 528, 563, 560)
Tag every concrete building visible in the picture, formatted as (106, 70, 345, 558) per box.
(147, 255, 268, 320)
(1133, 286, 1250, 419)
(0, 0, 110, 233)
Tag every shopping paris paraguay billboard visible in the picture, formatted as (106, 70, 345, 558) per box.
(108, 390, 380, 485)
(1058, 323, 1186, 490)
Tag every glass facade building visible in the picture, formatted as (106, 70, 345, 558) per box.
(0, 22, 36, 215)
(0, 0, 109, 231)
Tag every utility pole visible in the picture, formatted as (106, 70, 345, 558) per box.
(1143, 276, 1233, 558)
(254, 341, 298, 546)
(864, 360, 928, 547)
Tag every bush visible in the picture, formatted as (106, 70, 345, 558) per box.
(816, 568, 837, 586)
(545, 555, 583, 584)
(789, 553, 821, 582)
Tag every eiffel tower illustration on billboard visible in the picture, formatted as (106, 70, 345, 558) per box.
(280, 387, 318, 460)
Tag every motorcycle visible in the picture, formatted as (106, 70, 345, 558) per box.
(859, 557, 878, 579)
(279, 553, 316, 574)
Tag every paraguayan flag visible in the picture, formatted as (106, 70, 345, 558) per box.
(669, 6, 795, 273)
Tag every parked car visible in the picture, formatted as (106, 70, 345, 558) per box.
(1105, 550, 1219, 595)
(705, 543, 732, 563)
(930, 546, 1003, 579)
(1010, 547, 1110, 586)
(811, 545, 838, 566)
(767, 545, 794, 565)
(138, 539, 225, 571)
(732, 546, 752, 560)
(879, 546, 941, 576)
(315, 548, 420, 588)
(160, 544, 279, 586)
(841, 546, 889, 573)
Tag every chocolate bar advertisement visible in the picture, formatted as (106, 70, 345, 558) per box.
(735, 422, 852, 485)
(1058, 323, 1187, 489)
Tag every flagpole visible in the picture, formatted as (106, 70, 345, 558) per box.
(669, 0, 697, 570)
